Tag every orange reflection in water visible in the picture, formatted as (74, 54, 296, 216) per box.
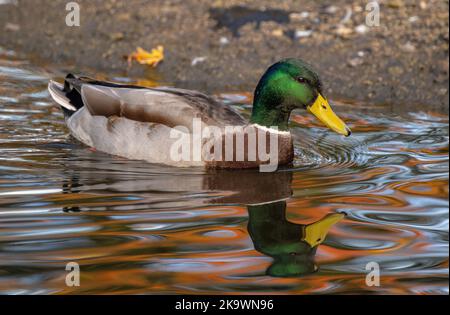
(0, 54, 448, 295)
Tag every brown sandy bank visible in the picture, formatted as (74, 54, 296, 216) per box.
(0, 0, 448, 112)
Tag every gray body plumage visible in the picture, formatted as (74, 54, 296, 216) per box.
(47, 76, 293, 168)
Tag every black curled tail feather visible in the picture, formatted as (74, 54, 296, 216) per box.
(49, 73, 148, 117)
(62, 73, 85, 113)
(48, 73, 86, 118)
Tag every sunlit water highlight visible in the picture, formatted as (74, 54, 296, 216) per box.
(0, 47, 448, 294)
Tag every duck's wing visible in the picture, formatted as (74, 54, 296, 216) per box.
(49, 74, 246, 130)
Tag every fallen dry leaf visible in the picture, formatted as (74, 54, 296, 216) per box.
(127, 46, 164, 68)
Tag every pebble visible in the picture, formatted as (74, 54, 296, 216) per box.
(4, 22, 20, 32)
(348, 57, 364, 67)
(271, 29, 284, 37)
(295, 29, 313, 39)
(401, 42, 416, 52)
(191, 56, 207, 66)
(355, 24, 369, 34)
(388, 66, 404, 76)
(0, 0, 18, 4)
(219, 37, 229, 45)
(110, 32, 125, 41)
(353, 5, 363, 13)
(290, 12, 309, 21)
(388, 0, 404, 8)
(325, 5, 338, 14)
(335, 25, 353, 38)
(117, 13, 131, 21)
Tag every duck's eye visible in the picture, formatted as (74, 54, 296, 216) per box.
(296, 77, 307, 84)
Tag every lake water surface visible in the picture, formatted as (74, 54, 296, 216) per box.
(0, 47, 448, 294)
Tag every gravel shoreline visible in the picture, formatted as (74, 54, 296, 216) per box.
(0, 0, 448, 112)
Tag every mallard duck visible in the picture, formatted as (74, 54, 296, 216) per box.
(48, 58, 351, 169)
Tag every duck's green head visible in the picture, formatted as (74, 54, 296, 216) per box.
(250, 58, 351, 135)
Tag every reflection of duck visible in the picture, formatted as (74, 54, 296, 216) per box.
(248, 201, 344, 277)
(48, 59, 351, 168)
(58, 161, 294, 208)
(59, 161, 342, 277)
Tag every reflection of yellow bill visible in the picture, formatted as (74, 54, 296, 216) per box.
(302, 213, 345, 247)
(308, 94, 351, 136)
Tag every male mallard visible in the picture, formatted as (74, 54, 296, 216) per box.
(48, 58, 351, 169)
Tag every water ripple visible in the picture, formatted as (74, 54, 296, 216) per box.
(0, 47, 448, 294)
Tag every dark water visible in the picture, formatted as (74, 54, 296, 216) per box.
(0, 47, 448, 294)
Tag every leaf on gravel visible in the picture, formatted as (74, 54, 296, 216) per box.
(127, 46, 164, 67)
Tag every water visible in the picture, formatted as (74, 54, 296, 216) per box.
(0, 47, 448, 294)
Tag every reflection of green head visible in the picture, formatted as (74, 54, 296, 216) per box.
(247, 201, 344, 277)
(267, 249, 318, 277)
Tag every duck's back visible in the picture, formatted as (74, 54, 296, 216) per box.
(49, 74, 245, 130)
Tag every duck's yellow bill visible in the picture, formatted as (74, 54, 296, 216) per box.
(302, 213, 345, 248)
(307, 94, 351, 137)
